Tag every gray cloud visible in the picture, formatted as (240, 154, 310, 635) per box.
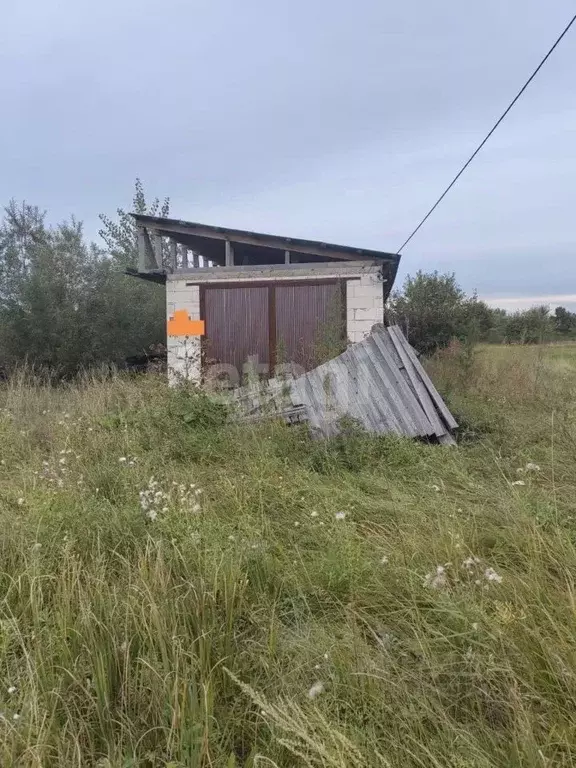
(1, 0, 575, 307)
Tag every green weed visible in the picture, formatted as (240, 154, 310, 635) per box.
(0, 345, 575, 766)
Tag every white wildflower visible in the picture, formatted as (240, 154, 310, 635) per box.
(323, 652, 329, 660)
(525, 462, 540, 472)
(17, 498, 24, 506)
(307, 681, 325, 699)
(484, 567, 503, 584)
(378, 632, 394, 647)
(335, 511, 346, 521)
(7, 686, 16, 695)
(228, 535, 235, 541)
(192, 503, 201, 513)
(462, 556, 480, 570)
(424, 565, 448, 589)
(146, 509, 158, 522)
(162, 507, 169, 513)
(12, 713, 19, 721)
(310, 511, 319, 518)
(119, 457, 127, 463)
(380, 555, 389, 565)
(511, 480, 525, 487)
(431, 484, 441, 492)
(32, 542, 41, 551)
(314, 664, 321, 670)
(471, 622, 479, 630)
(194, 488, 203, 496)
(294, 521, 300, 527)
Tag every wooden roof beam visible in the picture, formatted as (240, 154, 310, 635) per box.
(137, 219, 383, 263)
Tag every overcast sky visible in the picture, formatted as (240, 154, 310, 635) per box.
(1, 0, 575, 309)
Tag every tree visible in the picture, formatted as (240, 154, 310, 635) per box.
(0, 207, 104, 374)
(553, 306, 575, 335)
(99, 178, 170, 268)
(95, 178, 169, 360)
(505, 306, 551, 344)
(0, 200, 47, 308)
(389, 271, 468, 355)
(0, 180, 170, 375)
(461, 292, 495, 342)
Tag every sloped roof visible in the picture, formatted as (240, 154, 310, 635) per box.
(131, 213, 400, 266)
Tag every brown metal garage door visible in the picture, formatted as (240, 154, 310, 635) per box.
(202, 285, 269, 379)
(274, 282, 345, 370)
(201, 280, 346, 381)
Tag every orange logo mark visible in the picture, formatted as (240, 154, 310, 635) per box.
(167, 310, 205, 337)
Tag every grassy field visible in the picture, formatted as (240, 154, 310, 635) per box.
(0, 343, 575, 767)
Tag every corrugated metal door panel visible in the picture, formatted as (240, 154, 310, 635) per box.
(275, 282, 345, 371)
(203, 286, 269, 376)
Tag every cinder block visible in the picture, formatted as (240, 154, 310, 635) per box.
(178, 305, 200, 318)
(350, 286, 381, 300)
(348, 329, 370, 344)
(352, 319, 376, 332)
(354, 307, 383, 322)
(346, 323, 373, 341)
(347, 295, 375, 310)
(345, 281, 363, 297)
(169, 285, 198, 299)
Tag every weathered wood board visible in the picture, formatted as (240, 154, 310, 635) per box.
(231, 325, 457, 444)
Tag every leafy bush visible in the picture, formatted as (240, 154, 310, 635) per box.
(388, 271, 494, 355)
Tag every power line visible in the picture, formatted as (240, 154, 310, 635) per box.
(397, 11, 576, 254)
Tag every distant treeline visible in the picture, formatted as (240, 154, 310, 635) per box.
(387, 271, 576, 356)
(0, 181, 573, 376)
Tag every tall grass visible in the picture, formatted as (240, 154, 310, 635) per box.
(0, 346, 575, 767)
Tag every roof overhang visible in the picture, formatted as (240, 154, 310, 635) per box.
(131, 213, 400, 265)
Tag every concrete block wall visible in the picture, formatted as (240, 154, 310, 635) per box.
(166, 282, 201, 385)
(346, 270, 384, 344)
(165, 262, 385, 384)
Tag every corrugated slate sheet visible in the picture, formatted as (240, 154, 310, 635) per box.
(232, 325, 458, 444)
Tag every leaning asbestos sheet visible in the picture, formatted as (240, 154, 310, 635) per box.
(234, 325, 458, 444)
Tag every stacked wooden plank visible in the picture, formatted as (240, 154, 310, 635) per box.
(232, 325, 458, 444)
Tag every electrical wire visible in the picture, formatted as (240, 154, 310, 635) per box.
(397, 11, 576, 254)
